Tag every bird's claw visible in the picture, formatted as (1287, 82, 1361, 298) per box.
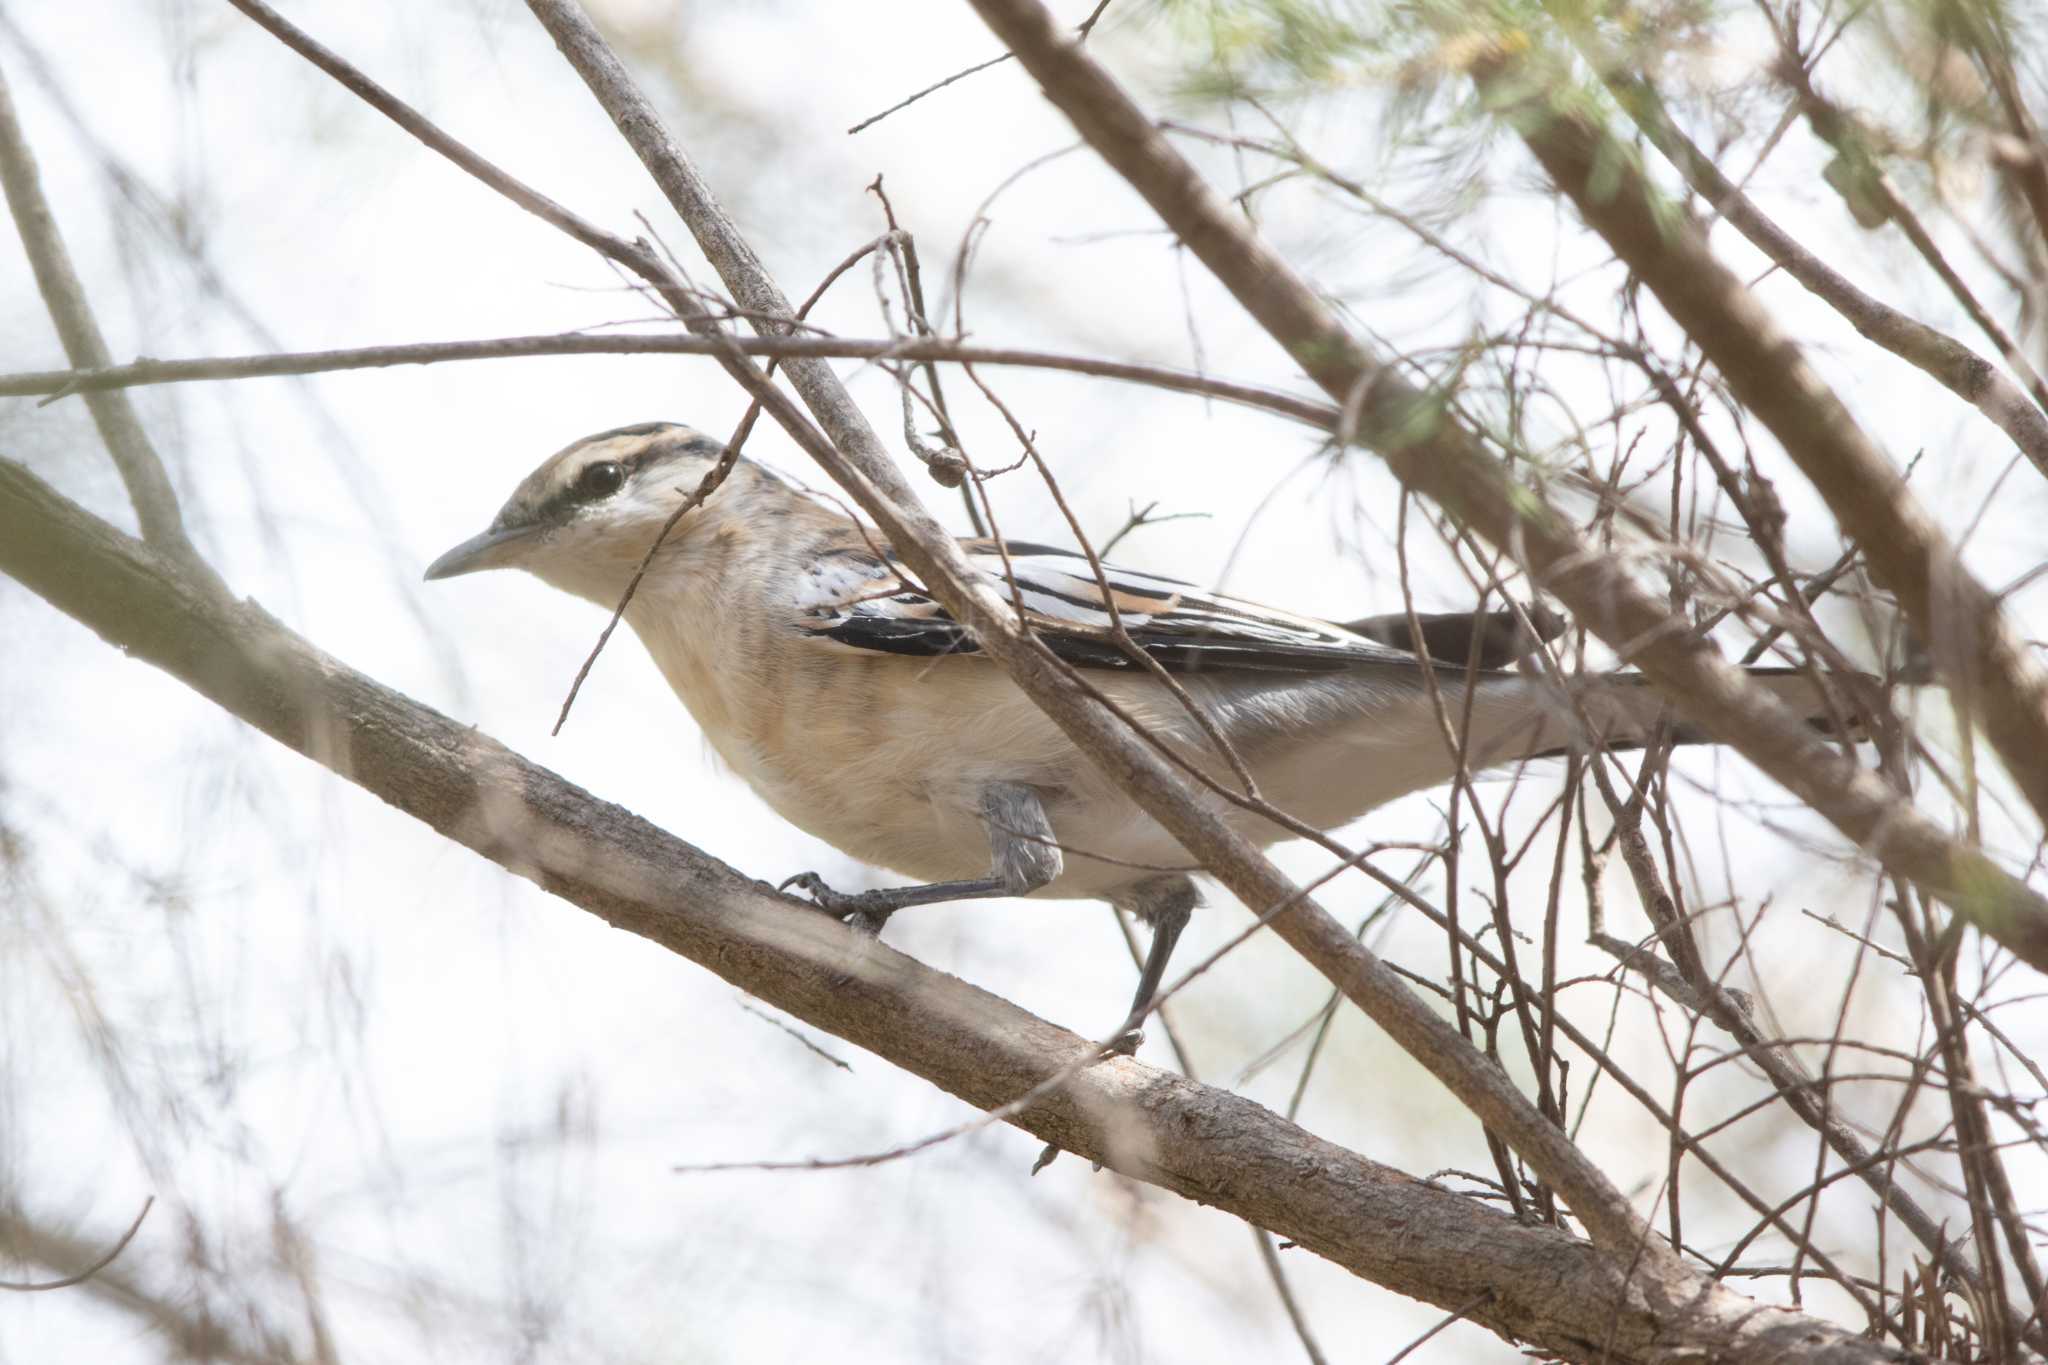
(777, 872, 895, 935)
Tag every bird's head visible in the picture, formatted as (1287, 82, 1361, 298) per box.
(424, 421, 733, 605)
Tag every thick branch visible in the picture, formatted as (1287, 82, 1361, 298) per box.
(958, 0, 2048, 974)
(0, 456, 1901, 1364)
(0, 65, 212, 582)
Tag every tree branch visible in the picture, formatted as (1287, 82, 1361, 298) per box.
(0, 1197, 152, 1293)
(0, 331, 1336, 428)
(0, 65, 213, 583)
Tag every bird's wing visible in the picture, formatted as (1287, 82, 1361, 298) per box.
(790, 536, 1428, 674)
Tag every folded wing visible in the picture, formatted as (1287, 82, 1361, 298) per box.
(792, 536, 1438, 674)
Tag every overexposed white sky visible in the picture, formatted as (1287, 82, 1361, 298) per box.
(4, 1, 2045, 1360)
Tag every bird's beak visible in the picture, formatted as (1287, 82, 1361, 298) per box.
(423, 522, 541, 581)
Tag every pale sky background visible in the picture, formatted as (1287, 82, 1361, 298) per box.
(3, 0, 2045, 1361)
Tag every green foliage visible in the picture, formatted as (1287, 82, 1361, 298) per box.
(1162, 0, 1379, 98)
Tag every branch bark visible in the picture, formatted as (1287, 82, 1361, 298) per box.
(0, 455, 1904, 1364)
(0, 65, 212, 583)
(956, 0, 2048, 974)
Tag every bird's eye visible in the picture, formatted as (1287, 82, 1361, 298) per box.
(576, 461, 626, 500)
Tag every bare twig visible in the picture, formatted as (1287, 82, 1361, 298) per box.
(1382, 1291, 1494, 1365)
(1097, 499, 1208, 557)
(845, 0, 1112, 134)
(848, 50, 1014, 136)
(735, 1001, 853, 1072)
(550, 441, 740, 734)
(0, 67, 213, 584)
(0, 331, 1337, 427)
(0, 1196, 154, 1293)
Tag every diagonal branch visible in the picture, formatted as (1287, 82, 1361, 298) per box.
(1768, 51, 2048, 413)
(0, 64, 214, 585)
(956, 0, 2048, 976)
(0, 454, 1902, 1364)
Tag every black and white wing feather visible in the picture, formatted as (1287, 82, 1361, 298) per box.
(792, 538, 1427, 674)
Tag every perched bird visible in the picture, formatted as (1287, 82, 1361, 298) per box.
(427, 421, 1854, 1041)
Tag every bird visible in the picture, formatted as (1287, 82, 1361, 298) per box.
(426, 420, 1863, 1044)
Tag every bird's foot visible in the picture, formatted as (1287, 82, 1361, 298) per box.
(777, 872, 897, 935)
(1104, 1007, 1152, 1058)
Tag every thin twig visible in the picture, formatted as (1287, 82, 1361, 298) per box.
(845, 0, 1113, 134)
(550, 442, 739, 735)
(0, 1196, 154, 1292)
(1381, 1291, 1494, 1365)
(736, 1001, 854, 1072)
(0, 332, 1338, 428)
(0, 68, 213, 582)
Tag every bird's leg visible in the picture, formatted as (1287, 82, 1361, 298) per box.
(1033, 874, 1202, 1176)
(779, 782, 1061, 936)
(1107, 875, 1199, 1055)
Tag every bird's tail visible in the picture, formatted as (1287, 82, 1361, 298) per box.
(1184, 660, 1878, 834)
(1482, 665, 1874, 766)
